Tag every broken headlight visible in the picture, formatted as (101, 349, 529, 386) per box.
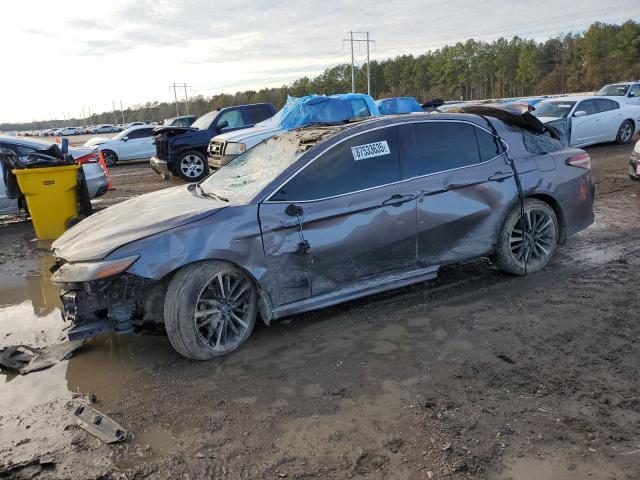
(51, 255, 139, 284)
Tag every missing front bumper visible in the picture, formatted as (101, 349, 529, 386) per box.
(59, 273, 165, 341)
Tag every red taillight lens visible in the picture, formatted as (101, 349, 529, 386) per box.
(566, 153, 591, 170)
(75, 152, 99, 164)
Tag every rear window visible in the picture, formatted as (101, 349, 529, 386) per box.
(508, 126, 565, 154)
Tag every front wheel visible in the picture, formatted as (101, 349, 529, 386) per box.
(164, 261, 258, 360)
(494, 199, 559, 275)
(177, 150, 209, 182)
(616, 120, 635, 145)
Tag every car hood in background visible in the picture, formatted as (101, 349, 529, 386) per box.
(52, 185, 227, 262)
(83, 137, 112, 147)
(214, 125, 284, 145)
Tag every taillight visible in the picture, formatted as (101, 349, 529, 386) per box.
(75, 152, 99, 164)
(566, 153, 591, 170)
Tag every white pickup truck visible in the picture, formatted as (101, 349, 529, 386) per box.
(207, 93, 379, 169)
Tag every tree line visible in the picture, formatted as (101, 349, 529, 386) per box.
(4, 20, 639, 131)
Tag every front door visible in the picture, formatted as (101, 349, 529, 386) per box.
(398, 121, 518, 267)
(259, 126, 418, 306)
(571, 99, 600, 145)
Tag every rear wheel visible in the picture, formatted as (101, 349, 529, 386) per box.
(494, 199, 559, 275)
(164, 261, 258, 360)
(102, 150, 118, 167)
(616, 120, 635, 144)
(177, 150, 209, 182)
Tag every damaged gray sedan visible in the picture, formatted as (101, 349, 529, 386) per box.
(51, 110, 595, 359)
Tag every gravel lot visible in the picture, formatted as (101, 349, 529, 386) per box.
(1, 138, 639, 479)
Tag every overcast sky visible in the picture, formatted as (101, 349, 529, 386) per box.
(2, 0, 639, 123)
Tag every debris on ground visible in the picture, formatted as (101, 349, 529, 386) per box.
(0, 340, 84, 374)
(0, 456, 56, 479)
(73, 403, 128, 444)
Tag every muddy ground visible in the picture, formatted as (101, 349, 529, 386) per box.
(1, 140, 640, 480)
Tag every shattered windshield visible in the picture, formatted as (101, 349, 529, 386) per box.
(191, 111, 218, 130)
(199, 134, 305, 203)
(596, 84, 630, 96)
(532, 102, 576, 119)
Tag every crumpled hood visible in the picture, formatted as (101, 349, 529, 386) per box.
(214, 125, 284, 146)
(53, 185, 226, 262)
(83, 137, 112, 147)
(536, 116, 562, 123)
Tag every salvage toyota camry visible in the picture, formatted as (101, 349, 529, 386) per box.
(51, 107, 595, 359)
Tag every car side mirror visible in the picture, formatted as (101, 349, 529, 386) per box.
(216, 120, 229, 130)
(629, 92, 636, 98)
(573, 110, 587, 117)
(122, 136, 129, 142)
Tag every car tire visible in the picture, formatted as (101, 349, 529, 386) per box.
(616, 120, 635, 144)
(494, 199, 559, 275)
(177, 150, 209, 182)
(164, 261, 258, 360)
(102, 150, 118, 167)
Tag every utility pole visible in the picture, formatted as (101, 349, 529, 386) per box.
(342, 32, 376, 95)
(111, 101, 118, 124)
(120, 100, 125, 124)
(169, 83, 189, 116)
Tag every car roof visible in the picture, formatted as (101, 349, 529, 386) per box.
(538, 95, 619, 103)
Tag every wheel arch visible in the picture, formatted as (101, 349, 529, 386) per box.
(159, 257, 275, 326)
(526, 192, 567, 244)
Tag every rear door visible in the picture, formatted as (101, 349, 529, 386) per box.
(402, 121, 518, 267)
(259, 126, 418, 306)
(595, 99, 622, 141)
(571, 99, 600, 145)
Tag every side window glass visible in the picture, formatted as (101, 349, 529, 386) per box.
(475, 127, 503, 162)
(217, 110, 245, 129)
(247, 106, 274, 124)
(271, 127, 400, 201)
(399, 122, 482, 178)
(127, 129, 143, 139)
(577, 100, 597, 115)
(629, 84, 640, 97)
(596, 99, 614, 113)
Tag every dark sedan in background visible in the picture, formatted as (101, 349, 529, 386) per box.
(51, 108, 595, 359)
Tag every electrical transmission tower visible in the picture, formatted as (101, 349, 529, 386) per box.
(342, 31, 376, 95)
(169, 83, 191, 116)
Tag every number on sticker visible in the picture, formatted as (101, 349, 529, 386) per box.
(351, 141, 391, 161)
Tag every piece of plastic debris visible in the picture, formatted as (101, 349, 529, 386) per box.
(73, 403, 127, 443)
(0, 340, 85, 374)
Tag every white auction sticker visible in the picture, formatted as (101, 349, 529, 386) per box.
(351, 141, 390, 161)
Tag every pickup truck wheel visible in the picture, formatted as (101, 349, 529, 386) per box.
(102, 150, 118, 167)
(494, 199, 559, 275)
(616, 120, 634, 144)
(177, 151, 209, 182)
(164, 261, 258, 360)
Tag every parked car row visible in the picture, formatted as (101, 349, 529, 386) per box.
(18, 121, 161, 137)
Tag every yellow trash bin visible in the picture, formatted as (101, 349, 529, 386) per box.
(12, 164, 80, 240)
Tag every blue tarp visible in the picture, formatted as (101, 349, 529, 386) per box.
(257, 93, 380, 131)
(376, 97, 423, 115)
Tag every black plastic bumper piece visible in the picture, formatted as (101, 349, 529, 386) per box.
(68, 320, 115, 341)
